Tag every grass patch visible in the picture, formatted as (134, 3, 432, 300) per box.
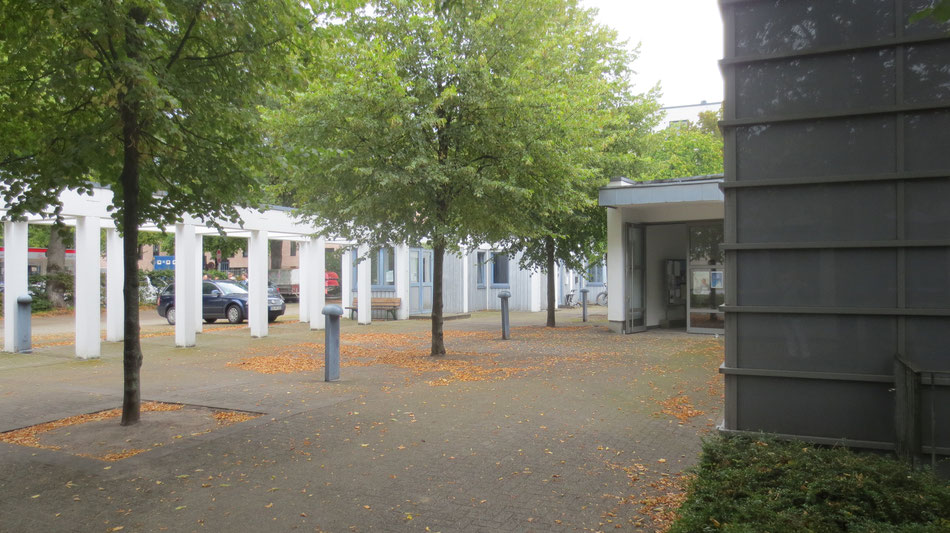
(670, 435, 950, 533)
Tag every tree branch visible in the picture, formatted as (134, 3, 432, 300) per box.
(166, 2, 204, 70)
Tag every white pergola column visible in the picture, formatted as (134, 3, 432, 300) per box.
(395, 244, 409, 320)
(341, 248, 353, 311)
(174, 223, 197, 347)
(299, 241, 311, 323)
(529, 269, 542, 313)
(552, 263, 560, 310)
(194, 233, 203, 333)
(309, 236, 326, 330)
(248, 229, 268, 338)
(606, 207, 625, 329)
(2, 220, 29, 353)
(74, 216, 101, 359)
(105, 228, 124, 342)
(461, 251, 470, 313)
(356, 243, 371, 325)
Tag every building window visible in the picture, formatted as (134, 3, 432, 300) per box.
(242, 248, 248, 258)
(152, 244, 160, 256)
(290, 242, 297, 256)
(587, 261, 605, 285)
(137, 245, 143, 260)
(491, 253, 509, 287)
(476, 251, 486, 288)
(355, 247, 396, 290)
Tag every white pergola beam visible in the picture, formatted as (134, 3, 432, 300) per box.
(356, 244, 371, 325)
(529, 269, 542, 313)
(174, 223, 197, 347)
(2, 220, 29, 353)
(194, 233, 203, 334)
(461, 251, 470, 314)
(606, 207, 625, 324)
(105, 228, 124, 342)
(341, 248, 353, 312)
(74, 216, 101, 358)
(395, 244, 409, 320)
(299, 240, 311, 324)
(248, 229, 268, 338)
(309, 236, 327, 330)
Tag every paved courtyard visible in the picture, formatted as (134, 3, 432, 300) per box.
(0, 307, 723, 532)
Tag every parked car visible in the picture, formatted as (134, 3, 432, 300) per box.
(157, 280, 285, 325)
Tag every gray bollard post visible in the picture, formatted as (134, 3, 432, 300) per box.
(15, 295, 32, 354)
(322, 304, 344, 382)
(498, 290, 511, 340)
(580, 288, 590, 323)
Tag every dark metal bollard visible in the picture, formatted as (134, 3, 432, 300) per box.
(498, 290, 511, 340)
(15, 295, 32, 353)
(322, 304, 344, 381)
(580, 288, 590, 323)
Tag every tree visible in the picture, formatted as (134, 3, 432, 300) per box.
(44, 222, 72, 308)
(1, 1, 316, 425)
(642, 119, 724, 180)
(503, 93, 663, 327)
(912, 0, 950, 22)
(282, 0, 632, 355)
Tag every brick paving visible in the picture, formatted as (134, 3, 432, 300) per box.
(0, 309, 723, 532)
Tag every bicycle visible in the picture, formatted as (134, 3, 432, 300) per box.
(564, 289, 577, 308)
(595, 284, 608, 306)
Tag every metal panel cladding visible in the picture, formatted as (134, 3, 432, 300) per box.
(720, 0, 950, 457)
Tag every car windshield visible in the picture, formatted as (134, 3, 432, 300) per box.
(216, 281, 248, 295)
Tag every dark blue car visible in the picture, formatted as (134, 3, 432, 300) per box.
(157, 280, 285, 325)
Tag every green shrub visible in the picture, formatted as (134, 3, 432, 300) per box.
(670, 435, 950, 533)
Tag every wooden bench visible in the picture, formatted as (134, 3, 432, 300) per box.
(345, 297, 402, 320)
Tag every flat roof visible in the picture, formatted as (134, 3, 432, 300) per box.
(599, 175, 724, 208)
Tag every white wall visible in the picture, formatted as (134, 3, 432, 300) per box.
(645, 224, 688, 327)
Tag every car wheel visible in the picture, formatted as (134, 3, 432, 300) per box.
(205, 318, 216, 324)
(226, 304, 243, 324)
(166, 306, 176, 325)
(268, 313, 279, 323)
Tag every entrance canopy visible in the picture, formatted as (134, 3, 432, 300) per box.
(600, 175, 725, 334)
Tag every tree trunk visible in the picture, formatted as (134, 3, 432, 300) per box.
(120, 6, 147, 427)
(430, 240, 446, 356)
(45, 222, 68, 308)
(546, 236, 556, 328)
(270, 239, 283, 270)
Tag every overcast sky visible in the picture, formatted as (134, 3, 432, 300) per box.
(581, 0, 725, 107)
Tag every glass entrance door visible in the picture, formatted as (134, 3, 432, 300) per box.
(625, 224, 646, 333)
(687, 223, 725, 334)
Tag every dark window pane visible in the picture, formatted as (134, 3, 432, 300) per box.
(736, 183, 897, 242)
(736, 117, 896, 181)
(736, 50, 895, 118)
(737, 249, 898, 308)
(734, 0, 894, 56)
(904, 0, 950, 38)
(735, 377, 894, 443)
(905, 112, 950, 172)
(689, 224, 724, 266)
(492, 254, 509, 285)
(905, 249, 950, 308)
(736, 314, 896, 374)
(905, 178, 950, 240)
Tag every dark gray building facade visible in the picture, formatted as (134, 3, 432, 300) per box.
(720, 0, 950, 458)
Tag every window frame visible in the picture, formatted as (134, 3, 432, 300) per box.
(490, 252, 510, 289)
(476, 251, 486, 288)
(353, 247, 397, 291)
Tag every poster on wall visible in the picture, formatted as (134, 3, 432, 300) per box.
(692, 271, 710, 294)
(710, 271, 724, 290)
